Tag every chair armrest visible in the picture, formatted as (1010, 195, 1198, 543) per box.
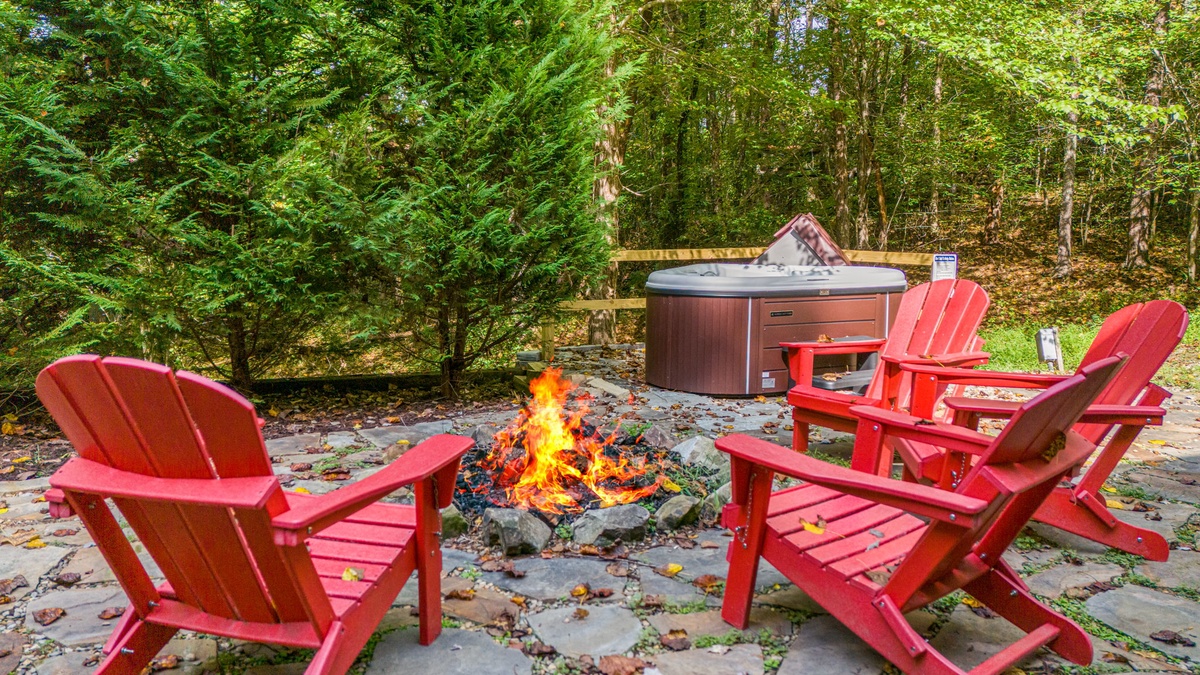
(890, 351, 991, 368)
(852, 405, 995, 456)
(781, 338, 888, 389)
(900, 363, 1068, 389)
(716, 434, 987, 524)
(50, 458, 280, 509)
(944, 397, 1165, 426)
(273, 434, 472, 545)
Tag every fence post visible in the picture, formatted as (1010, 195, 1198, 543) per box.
(540, 321, 556, 362)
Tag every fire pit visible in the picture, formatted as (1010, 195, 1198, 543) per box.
(456, 368, 671, 515)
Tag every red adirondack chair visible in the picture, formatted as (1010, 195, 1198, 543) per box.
(37, 355, 471, 675)
(720, 355, 1125, 675)
(886, 300, 1188, 561)
(783, 278, 990, 452)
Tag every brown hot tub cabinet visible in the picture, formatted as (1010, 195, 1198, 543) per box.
(644, 264, 906, 396)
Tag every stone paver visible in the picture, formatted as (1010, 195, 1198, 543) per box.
(1111, 501, 1196, 543)
(1086, 585, 1200, 660)
(1024, 561, 1123, 598)
(649, 643, 764, 675)
(647, 607, 792, 638)
(367, 628, 534, 675)
(0, 544, 71, 599)
(527, 605, 641, 659)
(264, 433, 321, 456)
(633, 540, 788, 588)
(359, 421, 455, 449)
(62, 545, 163, 584)
(34, 651, 97, 675)
(778, 614, 884, 675)
(444, 586, 517, 625)
(1135, 550, 1200, 589)
(930, 606, 1065, 672)
(484, 557, 623, 601)
(1027, 522, 1110, 556)
(26, 586, 129, 647)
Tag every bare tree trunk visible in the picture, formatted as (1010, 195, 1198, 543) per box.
(874, 159, 888, 249)
(1125, 2, 1169, 270)
(587, 54, 628, 346)
(1189, 186, 1199, 282)
(227, 312, 253, 391)
(929, 53, 943, 232)
(829, 10, 852, 244)
(853, 46, 874, 248)
(983, 177, 1004, 244)
(1054, 111, 1079, 278)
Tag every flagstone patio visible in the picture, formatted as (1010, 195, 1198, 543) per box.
(3, 345, 1199, 674)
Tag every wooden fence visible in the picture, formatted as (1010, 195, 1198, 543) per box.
(540, 247, 937, 359)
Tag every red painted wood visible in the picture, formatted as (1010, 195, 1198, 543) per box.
(38, 355, 470, 675)
(714, 358, 1123, 674)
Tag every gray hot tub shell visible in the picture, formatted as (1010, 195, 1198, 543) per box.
(645, 263, 906, 298)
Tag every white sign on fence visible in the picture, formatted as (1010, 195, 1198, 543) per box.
(931, 253, 958, 281)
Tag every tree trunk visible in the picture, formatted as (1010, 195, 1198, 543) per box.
(874, 158, 888, 249)
(853, 39, 876, 249)
(983, 177, 1004, 244)
(929, 53, 944, 232)
(588, 54, 628, 346)
(227, 313, 253, 391)
(1054, 111, 1079, 278)
(1189, 186, 1199, 282)
(829, 10, 851, 244)
(1125, 2, 1169, 270)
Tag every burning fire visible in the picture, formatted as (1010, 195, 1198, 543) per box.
(481, 367, 666, 514)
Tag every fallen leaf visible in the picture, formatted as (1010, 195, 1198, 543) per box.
(573, 607, 589, 620)
(1150, 630, 1196, 647)
(292, 487, 311, 495)
(699, 541, 720, 549)
(446, 589, 475, 601)
(23, 539, 45, 549)
(606, 562, 631, 577)
(33, 607, 65, 626)
(655, 563, 684, 578)
(597, 654, 646, 675)
(52, 573, 81, 587)
(961, 597, 984, 608)
(588, 587, 614, 600)
(640, 594, 665, 609)
(1100, 651, 1130, 664)
(570, 584, 590, 598)
(692, 574, 724, 594)
(523, 641, 556, 656)
(149, 654, 179, 671)
(98, 606, 125, 620)
(0, 529, 38, 547)
(799, 517, 826, 535)
(1105, 499, 1125, 510)
(708, 644, 731, 655)
(51, 529, 78, 537)
(341, 567, 364, 583)
(10, 457, 29, 464)
(0, 575, 28, 595)
(660, 629, 691, 651)
(290, 463, 313, 472)
(578, 544, 603, 556)
(1148, 439, 1167, 445)
(510, 596, 527, 609)
(817, 334, 834, 343)
(661, 478, 682, 493)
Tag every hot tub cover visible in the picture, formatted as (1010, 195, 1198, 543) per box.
(645, 263, 906, 298)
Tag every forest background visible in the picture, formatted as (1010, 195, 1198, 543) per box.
(2, 0, 1199, 403)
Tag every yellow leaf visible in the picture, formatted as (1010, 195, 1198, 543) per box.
(267, 408, 279, 417)
(11, 457, 30, 464)
(1100, 486, 1117, 493)
(1148, 439, 1167, 445)
(24, 539, 45, 549)
(660, 563, 684, 577)
(0, 509, 8, 515)
(293, 487, 311, 495)
(0, 423, 13, 436)
(1106, 499, 1125, 509)
(342, 567, 364, 582)
(662, 478, 682, 493)
(961, 597, 984, 608)
(385, 416, 401, 424)
(570, 584, 590, 597)
(1, 413, 16, 422)
(32, 496, 45, 503)
(799, 517, 826, 535)
(754, 395, 767, 403)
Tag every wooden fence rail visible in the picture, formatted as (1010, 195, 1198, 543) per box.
(541, 247, 938, 359)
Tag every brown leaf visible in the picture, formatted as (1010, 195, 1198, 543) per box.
(510, 596, 527, 609)
(817, 334, 835, 343)
(691, 574, 724, 594)
(52, 573, 81, 587)
(481, 560, 511, 573)
(1100, 652, 1131, 664)
(98, 606, 125, 620)
(573, 607, 589, 620)
(33, 607, 65, 626)
(149, 654, 179, 671)
(578, 544, 602, 556)
(639, 594, 665, 609)
(588, 587, 614, 600)
(0, 575, 28, 595)
(605, 562, 631, 578)
(660, 629, 691, 651)
(597, 654, 647, 675)
(1150, 630, 1196, 647)
(699, 540, 720, 549)
(673, 537, 696, 550)
(445, 589, 475, 601)
(505, 567, 527, 579)
(0, 529, 38, 547)
(523, 641, 556, 656)
(51, 529, 78, 537)
(289, 463, 312, 472)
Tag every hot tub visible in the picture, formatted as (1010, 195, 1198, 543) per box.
(644, 264, 906, 396)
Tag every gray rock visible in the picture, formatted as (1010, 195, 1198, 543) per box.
(639, 569, 721, 607)
(572, 504, 650, 546)
(754, 586, 827, 614)
(654, 495, 702, 530)
(516, 350, 542, 362)
(34, 650, 97, 675)
(0, 500, 51, 522)
(1086, 585, 1200, 660)
(468, 424, 499, 446)
(26, 586, 129, 646)
(1027, 522, 1110, 556)
(586, 377, 631, 399)
(0, 476, 50, 495)
(484, 557, 623, 601)
(930, 606, 1065, 672)
(1124, 469, 1200, 504)
(670, 436, 726, 473)
(482, 508, 552, 555)
(778, 614, 884, 675)
(61, 546, 163, 585)
(0, 632, 23, 675)
(640, 424, 677, 449)
(1024, 562, 1123, 598)
(264, 434, 320, 457)
(650, 643, 764, 675)
(366, 628, 531, 675)
(528, 605, 641, 659)
(441, 504, 469, 539)
(0, 543, 71, 598)
(323, 431, 363, 448)
(700, 483, 732, 520)
(1111, 502, 1195, 543)
(648, 608, 792, 638)
(359, 421, 455, 449)
(633, 538, 788, 588)
(1136, 550, 1200, 589)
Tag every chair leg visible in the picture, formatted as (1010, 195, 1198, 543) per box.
(305, 621, 364, 675)
(964, 568, 1092, 666)
(93, 617, 177, 675)
(791, 419, 810, 452)
(1033, 488, 1170, 561)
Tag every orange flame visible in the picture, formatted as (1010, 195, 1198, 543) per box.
(483, 367, 665, 514)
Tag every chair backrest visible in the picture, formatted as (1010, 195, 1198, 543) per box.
(881, 356, 1124, 609)
(866, 278, 991, 404)
(1072, 300, 1189, 442)
(36, 355, 320, 625)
